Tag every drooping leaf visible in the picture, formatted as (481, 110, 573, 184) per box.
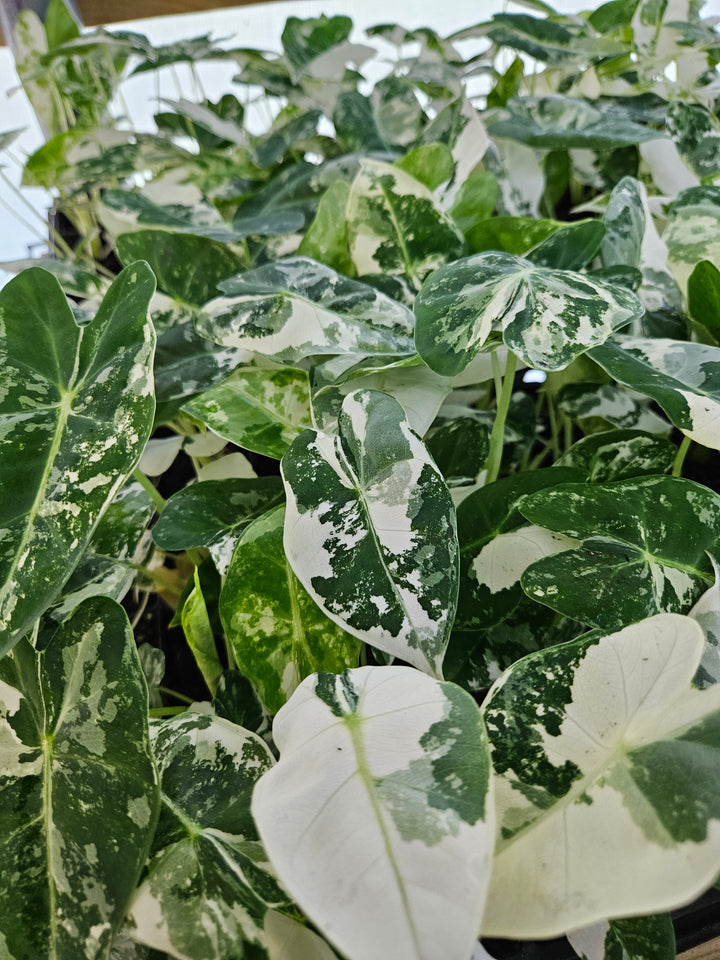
(346, 158, 465, 287)
(520, 476, 720, 629)
(282, 390, 459, 675)
(589, 336, 720, 451)
(196, 256, 415, 362)
(567, 913, 676, 960)
(129, 709, 285, 960)
(0, 263, 156, 653)
(482, 613, 720, 937)
(0, 596, 159, 958)
(220, 504, 361, 713)
(414, 251, 644, 375)
(183, 367, 313, 460)
(151, 476, 284, 552)
(252, 666, 494, 960)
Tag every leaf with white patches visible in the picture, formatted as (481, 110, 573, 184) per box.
(196, 257, 415, 363)
(589, 336, 720, 451)
(0, 263, 156, 654)
(557, 381, 671, 436)
(0, 596, 159, 959)
(556, 430, 677, 482)
(220, 504, 361, 713)
(252, 666, 494, 960)
(665, 186, 720, 295)
(667, 101, 720, 179)
(520, 476, 720, 630)
(567, 913, 675, 960)
(690, 557, 720, 689)
(0, 259, 105, 299)
(281, 389, 459, 675)
(482, 613, 720, 937)
(129, 709, 286, 960)
(183, 367, 313, 460)
(346, 158, 465, 288)
(455, 468, 585, 630)
(414, 252, 644, 376)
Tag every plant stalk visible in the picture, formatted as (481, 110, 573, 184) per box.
(484, 350, 518, 485)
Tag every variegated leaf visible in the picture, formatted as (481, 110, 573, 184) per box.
(414, 252, 644, 375)
(183, 367, 313, 460)
(0, 263, 156, 653)
(252, 666, 494, 960)
(129, 709, 285, 960)
(520, 476, 720, 630)
(567, 914, 675, 960)
(196, 257, 415, 362)
(691, 556, 720, 689)
(482, 613, 720, 937)
(281, 390, 459, 675)
(665, 186, 720, 294)
(589, 336, 720, 451)
(220, 504, 360, 713)
(346, 158, 465, 287)
(0, 596, 159, 958)
(556, 430, 677, 482)
(557, 381, 671, 436)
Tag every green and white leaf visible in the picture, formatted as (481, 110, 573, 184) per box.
(346, 158, 465, 287)
(252, 666, 494, 960)
(665, 187, 720, 295)
(482, 613, 720, 937)
(556, 430, 677, 482)
(567, 913, 675, 960)
(0, 259, 105, 299)
(667, 101, 720, 179)
(557, 381, 671, 435)
(183, 367, 313, 460)
(0, 263, 156, 653)
(0, 596, 159, 958)
(220, 504, 361, 713)
(589, 336, 720, 451)
(129, 709, 285, 960)
(196, 257, 415, 362)
(690, 556, 720, 690)
(282, 390, 458, 675)
(520, 476, 720, 630)
(414, 251, 643, 375)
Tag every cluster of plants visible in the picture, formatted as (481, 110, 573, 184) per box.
(4, 0, 720, 956)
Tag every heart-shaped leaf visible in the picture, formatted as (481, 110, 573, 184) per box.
(0, 263, 156, 653)
(0, 596, 159, 957)
(414, 252, 643, 375)
(282, 389, 458, 675)
(482, 613, 720, 937)
(252, 666, 494, 960)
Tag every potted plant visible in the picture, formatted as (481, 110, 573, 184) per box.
(2, 0, 720, 957)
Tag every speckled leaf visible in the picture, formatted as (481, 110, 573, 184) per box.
(129, 709, 285, 960)
(0, 596, 159, 959)
(690, 557, 720, 690)
(0, 263, 156, 653)
(196, 257, 415, 362)
(488, 96, 662, 149)
(426, 417, 490, 488)
(485, 13, 620, 65)
(281, 14, 352, 78)
(456, 468, 585, 630)
(281, 390, 459, 675)
(220, 504, 360, 713)
(601, 176, 645, 271)
(346, 158, 465, 288)
(557, 382, 671, 435)
(667, 101, 720, 179)
(151, 477, 284, 552)
(567, 913, 675, 960)
(183, 367, 313, 460)
(107, 192, 245, 245)
(482, 613, 720, 937)
(556, 430, 677, 482)
(665, 187, 720, 294)
(414, 252, 643, 375)
(520, 476, 720, 630)
(252, 666, 494, 960)
(589, 336, 720, 451)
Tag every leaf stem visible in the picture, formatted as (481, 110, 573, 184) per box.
(672, 435, 692, 478)
(133, 467, 166, 513)
(149, 705, 190, 717)
(159, 685, 194, 705)
(484, 350, 518, 484)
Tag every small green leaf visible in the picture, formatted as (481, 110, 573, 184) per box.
(297, 180, 354, 275)
(688, 260, 720, 341)
(282, 389, 459, 675)
(182, 567, 223, 696)
(449, 170, 498, 238)
(253, 666, 494, 960)
(220, 504, 361, 713)
(526, 220, 606, 271)
(466, 216, 560, 256)
(395, 143, 454, 192)
(567, 913, 675, 960)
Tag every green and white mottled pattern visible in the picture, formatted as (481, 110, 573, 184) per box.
(557, 382, 671, 436)
(196, 256, 415, 362)
(220, 504, 361, 713)
(691, 557, 720, 689)
(556, 430, 677, 483)
(0, 264, 156, 653)
(346, 158, 465, 287)
(0, 597, 159, 959)
(129, 709, 285, 960)
(281, 390, 459, 675)
(589, 336, 720, 451)
(482, 613, 720, 937)
(183, 367, 313, 460)
(414, 251, 644, 375)
(665, 186, 720, 294)
(567, 913, 675, 960)
(667, 101, 720, 179)
(520, 475, 720, 629)
(252, 666, 493, 960)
